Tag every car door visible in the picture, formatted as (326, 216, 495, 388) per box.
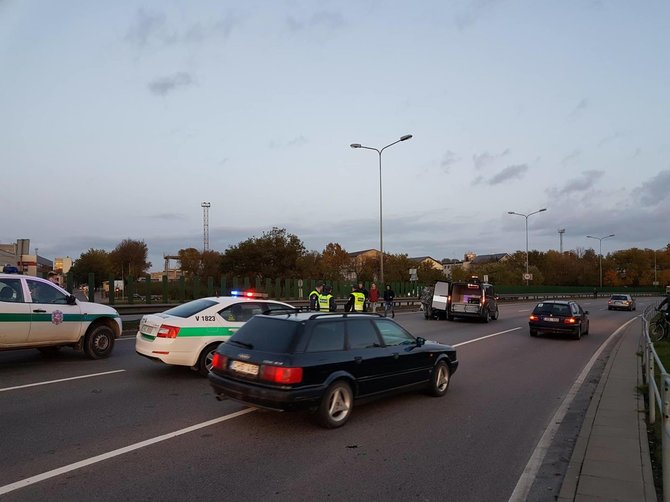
(26, 278, 83, 344)
(373, 318, 433, 387)
(0, 278, 31, 346)
(344, 318, 393, 396)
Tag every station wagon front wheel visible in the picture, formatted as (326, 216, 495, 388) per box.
(428, 361, 450, 397)
(317, 381, 353, 428)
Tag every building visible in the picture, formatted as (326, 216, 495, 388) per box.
(409, 256, 445, 271)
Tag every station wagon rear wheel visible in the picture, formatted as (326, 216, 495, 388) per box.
(428, 361, 450, 397)
(197, 343, 220, 377)
(317, 381, 353, 428)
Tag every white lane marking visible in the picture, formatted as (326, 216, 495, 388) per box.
(518, 308, 531, 312)
(0, 408, 256, 496)
(508, 316, 639, 502)
(453, 327, 522, 347)
(0, 370, 126, 393)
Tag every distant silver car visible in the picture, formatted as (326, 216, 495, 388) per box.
(608, 294, 636, 311)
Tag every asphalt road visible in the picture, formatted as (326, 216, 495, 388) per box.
(0, 298, 648, 501)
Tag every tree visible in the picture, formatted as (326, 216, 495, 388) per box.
(109, 239, 151, 278)
(320, 243, 351, 282)
(178, 248, 202, 277)
(69, 249, 112, 286)
(416, 262, 444, 284)
(201, 250, 222, 281)
(221, 227, 306, 280)
(383, 254, 415, 284)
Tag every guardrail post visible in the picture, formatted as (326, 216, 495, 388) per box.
(663, 373, 670, 502)
(649, 346, 656, 425)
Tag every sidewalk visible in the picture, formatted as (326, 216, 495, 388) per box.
(558, 323, 657, 501)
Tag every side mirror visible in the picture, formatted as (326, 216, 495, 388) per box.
(415, 336, 426, 347)
(66, 295, 77, 305)
(584, 310, 589, 315)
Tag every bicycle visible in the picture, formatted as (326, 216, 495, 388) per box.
(649, 309, 670, 342)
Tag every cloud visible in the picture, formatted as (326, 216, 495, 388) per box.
(126, 9, 172, 48)
(547, 169, 603, 196)
(148, 72, 194, 96)
(472, 148, 509, 170)
(440, 150, 460, 173)
(488, 164, 528, 185)
(286, 11, 346, 32)
(560, 149, 581, 167)
(597, 131, 625, 147)
(633, 169, 670, 207)
(568, 98, 589, 120)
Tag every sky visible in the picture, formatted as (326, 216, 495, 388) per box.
(2, 0, 669, 272)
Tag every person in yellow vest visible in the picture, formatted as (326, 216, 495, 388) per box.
(308, 282, 324, 311)
(345, 285, 366, 312)
(318, 285, 337, 312)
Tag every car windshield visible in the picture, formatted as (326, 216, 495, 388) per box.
(163, 299, 218, 318)
(533, 303, 572, 316)
(229, 317, 301, 353)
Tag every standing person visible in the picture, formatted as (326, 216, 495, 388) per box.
(369, 283, 379, 313)
(318, 285, 337, 312)
(383, 284, 395, 318)
(308, 282, 324, 311)
(358, 282, 369, 311)
(345, 285, 366, 312)
(47, 271, 59, 285)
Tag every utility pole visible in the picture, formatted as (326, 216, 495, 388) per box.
(201, 202, 211, 252)
(558, 229, 565, 253)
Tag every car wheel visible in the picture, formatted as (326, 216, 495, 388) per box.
(38, 346, 61, 356)
(84, 325, 115, 359)
(584, 320, 589, 335)
(197, 343, 220, 377)
(573, 327, 582, 340)
(491, 306, 499, 320)
(316, 381, 353, 428)
(608, 306, 612, 310)
(530, 329, 538, 337)
(482, 310, 489, 323)
(447, 314, 454, 321)
(427, 361, 450, 397)
(423, 306, 433, 320)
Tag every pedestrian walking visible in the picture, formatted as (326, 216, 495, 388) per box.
(383, 285, 395, 318)
(369, 283, 379, 313)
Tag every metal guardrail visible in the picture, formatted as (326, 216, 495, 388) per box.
(642, 304, 669, 502)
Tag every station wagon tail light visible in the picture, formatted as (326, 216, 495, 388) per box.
(212, 353, 227, 370)
(157, 324, 180, 338)
(529, 314, 539, 321)
(564, 317, 577, 324)
(261, 365, 303, 384)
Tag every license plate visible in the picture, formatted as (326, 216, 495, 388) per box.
(544, 317, 559, 322)
(230, 360, 259, 376)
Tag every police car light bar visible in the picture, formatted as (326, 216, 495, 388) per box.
(230, 290, 269, 299)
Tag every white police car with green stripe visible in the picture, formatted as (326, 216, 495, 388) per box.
(0, 273, 122, 359)
(135, 291, 293, 376)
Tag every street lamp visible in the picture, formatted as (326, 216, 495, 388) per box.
(507, 208, 547, 285)
(350, 134, 413, 285)
(586, 234, 615, 288)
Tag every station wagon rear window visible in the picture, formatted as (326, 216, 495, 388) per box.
(229, 317, 301, 353)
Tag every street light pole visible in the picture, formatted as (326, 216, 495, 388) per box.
(586, 234, 615, 288)
(350, 134, 413, 285)
(507, 208, 547, 285)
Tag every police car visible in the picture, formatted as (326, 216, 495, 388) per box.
(0, 272, 122, 358)
(135, 291, 294, 376)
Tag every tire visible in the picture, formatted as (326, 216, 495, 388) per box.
(530, 329, 538, 337)
(491, 306, 499, 320)
(481, 310, 489, 323)
(447, 314, 454, 321)
(649, 320, 667, 342)
(197, 343, 220, 377)
(573, 327, 582, 341)
(427, 361, 450, 397)
(38, 346, 61, 356)
(316, 381, 353, 428)
(423, 306, 432, 320)
(84, 325, 115, 359)
(608, 306, 612, 310)
(583, 320, 589, 336)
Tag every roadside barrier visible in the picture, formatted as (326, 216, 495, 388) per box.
(641, 304, 669, 501)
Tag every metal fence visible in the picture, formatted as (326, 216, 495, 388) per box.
(642, 304, 669, 501)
